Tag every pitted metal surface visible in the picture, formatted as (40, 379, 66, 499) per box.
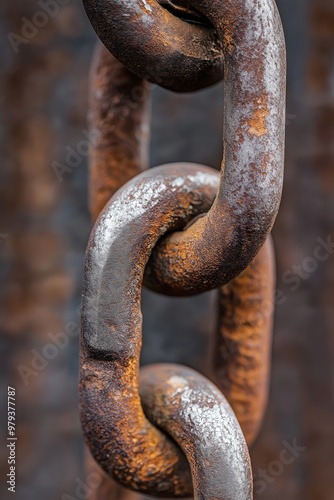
(213, 238, 274, 445)
(80, 163, 273, 496)
(140, 364, 253, 500)
(88, 45, 151, 221)
(82, 0, 223, 92)
(143, 0, 286, 295)
(81, 0, 285, 497)
(80, 164, 220, 496)
(87, 0, 286, 296)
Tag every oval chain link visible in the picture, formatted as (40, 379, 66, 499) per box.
(80, 0, 285, 497)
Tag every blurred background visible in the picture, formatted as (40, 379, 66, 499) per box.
(1, 0, 333, 498)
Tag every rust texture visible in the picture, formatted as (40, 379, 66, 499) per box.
(80, 164, 218, 497)
(80, 163, 273, 496)
(139, 364, 253, 500)
(82, 0, 224, 92)
(85, 0, 286, 296)
(80, 0, 285, 497)
(89, 44, 151, 220)
(213, 238, 275, 446)
(87, 48, 275, 449)
(1, 0, 333, 498)
(143, 0, 286, 295)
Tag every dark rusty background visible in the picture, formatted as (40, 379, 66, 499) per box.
(1, 0, 333, 499)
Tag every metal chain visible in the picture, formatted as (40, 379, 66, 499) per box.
(83, 0, 286, 296)
(80, 0, 286, 497)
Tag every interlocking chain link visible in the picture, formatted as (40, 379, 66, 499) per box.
(84, 0, 286, 295)
(82, 0, 223, 92)
(80, 0, 286, 497)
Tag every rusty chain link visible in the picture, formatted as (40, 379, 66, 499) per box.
(80, 0, 286, 497)
(82, 0, 224, 92)
(84, 0, 285, 296)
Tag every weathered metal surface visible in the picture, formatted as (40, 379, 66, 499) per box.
(88, 44, 151, 220)
(157, 0, 215, 28)
(143, 0, 286, 295)
(140, 364, 253, 500)
(82, 0, 223, 92)
(1, 0, 333, 498)
(88, 57, 275, 441)
(86, 0, 286, 296)
(80, 164, 217, 497)
(213, 238, 275, 446)
(80, 162, 273, 495)
(82, 2, 282, 493)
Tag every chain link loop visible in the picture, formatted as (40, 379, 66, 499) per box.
(80, 0, 286, 497)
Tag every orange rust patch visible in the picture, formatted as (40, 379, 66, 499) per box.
(224, 29, 234, 55)
(247, 95, 270, 137)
